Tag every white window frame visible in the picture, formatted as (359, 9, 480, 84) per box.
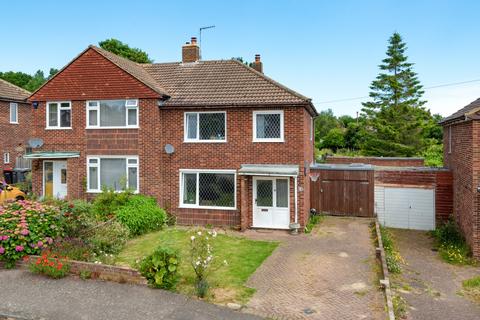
(179, 169, 237, 210)
(253, 110, 285, 142)
(46, 101, 72, 129)
(86, 155, 139, 193)
(448, 125, 452, 154)
(3, 152, 10, 164)
(9, 102, 18, 124)
(86, 99, 139, 129)
(183, 111, 227, 143)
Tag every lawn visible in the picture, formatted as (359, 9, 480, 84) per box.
(462, 276, 480, 303)
(116, 227, 278, 304)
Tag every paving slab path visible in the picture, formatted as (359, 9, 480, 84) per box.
(390, 229, 480, 320)
(0, 269, 261, 320)
(243, 216, 385, 320)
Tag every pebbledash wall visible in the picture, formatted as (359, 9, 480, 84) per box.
(326, 155, 425, 167)
(28, 48, 314, 229)
(443, 121, 480, 258)
(0, 100, 32, 170)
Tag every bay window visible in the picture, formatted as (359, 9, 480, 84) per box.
(180, 170, 236, 209)
(87, 99, 138, 128)
(87, 156, 138, 192)
(47, 102, 71, 128)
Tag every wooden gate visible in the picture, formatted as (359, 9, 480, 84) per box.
(310, 165, 374, 217)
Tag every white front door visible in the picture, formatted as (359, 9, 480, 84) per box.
(43, 161, 68, 199)
(253, 177, 290, 229)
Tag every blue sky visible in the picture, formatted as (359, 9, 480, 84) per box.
(1, 0, 479, 117)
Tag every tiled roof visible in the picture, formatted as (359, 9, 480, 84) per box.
(90, 46, 170, 97)
(440, 98, 480, 124)
(143, 59, 313, 108)
(0, 78, 30, 101)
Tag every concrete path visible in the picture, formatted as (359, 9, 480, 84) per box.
(0, 269, 261, 320)
(391, 229, 480, 320)
(243, 216, 385, 320)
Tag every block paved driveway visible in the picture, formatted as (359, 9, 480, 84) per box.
(390, 229, 480, 320)
(243, 216, 385, 320)
(0, 269, 261, 320)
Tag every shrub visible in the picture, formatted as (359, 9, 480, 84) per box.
(87, 220, 130, 255)
(29, 251, 70, 279)
(305, 213, 324, 234)
(139, 247, 179, 290)
(58, 200, 96, 239)
(432, 218, 472, 265)
(380, 226, 403, 273)
(92, 188, 133, 220)
(0, 200, 63, 268)
(49, 237, 93, 262)
(115, 195, 167, 236)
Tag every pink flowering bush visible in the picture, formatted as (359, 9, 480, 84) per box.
(0, 200, 63, 268)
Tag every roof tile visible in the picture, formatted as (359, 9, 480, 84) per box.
(0, 78, 30, 101)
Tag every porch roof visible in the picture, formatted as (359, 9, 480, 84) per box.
(238, 164, 299, 177)
(23, 151, 80, 159)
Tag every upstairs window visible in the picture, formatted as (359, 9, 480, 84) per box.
(184, 112, 226, 142)
(47, 102, 71, 129)
(87, 99, 138, 128)
(9, 103, 18, 124)
(253, 110, 284, 142)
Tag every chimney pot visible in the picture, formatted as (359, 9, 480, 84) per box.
(255, 54, 261, 62)
(182, 36, 200, 63)
(252, 54, 263, 73)
(191, 37, 197, 45)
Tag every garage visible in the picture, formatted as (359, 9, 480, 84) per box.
(375, 186, 435, 230)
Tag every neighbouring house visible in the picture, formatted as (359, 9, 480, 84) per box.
(440, 99, 480, 258)
(25, 37, 317, 231)
(0, 78, 32, 182)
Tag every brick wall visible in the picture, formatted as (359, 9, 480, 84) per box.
(326, 156, 425, 167)
(443, 121, 479, 258)
(0, 100, 32, 170)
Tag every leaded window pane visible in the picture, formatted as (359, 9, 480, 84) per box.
(199, 113, 225, 140)
(198, 173, 235, 207)
(183, 173, 197, 204)
(256, 113, 281, 139)
(256, 180, 273, 206)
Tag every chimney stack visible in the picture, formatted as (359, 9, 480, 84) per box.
(252, 54, 263, 73)
(182, 37, 200, 63)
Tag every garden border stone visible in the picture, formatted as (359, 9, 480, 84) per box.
(0, 256, 147, 285)
(374, 219, 395, 320)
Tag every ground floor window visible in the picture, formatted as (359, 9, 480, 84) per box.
(87, 156, 138, 192)
(180, 170, 236, 209)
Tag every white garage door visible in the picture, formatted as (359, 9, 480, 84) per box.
(375, 186, 435, 230)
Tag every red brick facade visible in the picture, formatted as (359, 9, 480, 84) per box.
(0, 100, 32, 171)
(326, 156, 425, 167)
(28, 47, 315, 230)
(443, 120, 480, 258)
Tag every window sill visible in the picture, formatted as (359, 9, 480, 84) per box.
(9, 122, 18, 125)
(45, 127, 73, 130)
(86, 126, 139, 130)
(183, 140, 227, 143)
(86, 190, 139, 194)
(252, 139, 285, 143)
(179, 205, 237, 211)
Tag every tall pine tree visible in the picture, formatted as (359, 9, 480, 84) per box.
(361, 32, 430, 157)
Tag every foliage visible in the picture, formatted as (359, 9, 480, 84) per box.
(392, 294, 408, 319)
(99, 39, 153, 63)
(422, 142, 443, 167)
(79, 270, 92, 280)
(92, 188, 133, 220)
(305, 213, 324, 234)
(0, 200, 63, 267)
(87, 220, 130, 255)
(139, 246, 180, 289)
(431, 218, 472, 265)
(29, 251, 70, 279)
(462, 276, 480, 303)
(114, 195, 167, 236)
(321, 127, 346, 151)
(49, 237, 92, 262)
(116, 228, 277, 304)
(379, 226, 403, 273)
(57, 199, 96, 238)
(0, 68, 58, 92)
(361, 32, 434, 157)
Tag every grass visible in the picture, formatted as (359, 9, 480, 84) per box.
(431, 218, 473, 265)
(116, 227, 278, 304)
(392, 294, 408, 319)
(462, 276, 480, 303)
(379, 226, 403, 274)
(304, 214, 325, 234)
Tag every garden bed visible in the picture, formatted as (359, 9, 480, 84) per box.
(116, 227, 278, 304)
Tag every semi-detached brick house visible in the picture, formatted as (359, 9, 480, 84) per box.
(26, 38, 318, 231)
(0, 79, 32, 173)
(440, 99, 480, 258)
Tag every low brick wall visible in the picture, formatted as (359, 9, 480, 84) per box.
(326, 156, 424, 167)
(0, 256, 147, 285)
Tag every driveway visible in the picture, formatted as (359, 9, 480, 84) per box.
(390, 229, 480, 320)
(243, 216, 385, 320)
(0, 269, 261, 320)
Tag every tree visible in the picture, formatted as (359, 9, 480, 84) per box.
(0, 71, 32, 89)
(361, 32, 430, 157)
(99, 39, 153, 63)
(314, 109, 339, 146)
(321, 127, 345, 152)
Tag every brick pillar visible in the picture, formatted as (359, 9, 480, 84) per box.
(240, 176, 249, 231)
